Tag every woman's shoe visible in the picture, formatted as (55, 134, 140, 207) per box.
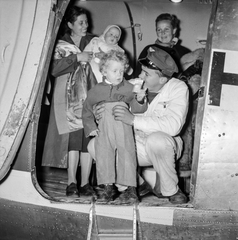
(66, 182, 79, 197)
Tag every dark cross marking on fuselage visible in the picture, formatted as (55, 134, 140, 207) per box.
(209, 51, 238, 106)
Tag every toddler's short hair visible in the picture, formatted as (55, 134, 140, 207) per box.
(99, 50, 129, 73)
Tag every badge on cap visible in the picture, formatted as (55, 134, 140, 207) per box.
(139, 46, 178, 77)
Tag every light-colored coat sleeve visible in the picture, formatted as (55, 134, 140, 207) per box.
(133, 78, 189, 137)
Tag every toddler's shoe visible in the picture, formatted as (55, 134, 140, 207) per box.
(97, 184, 116, 203)
(66, 182, 79, 197)
(79, 183, 96, 197)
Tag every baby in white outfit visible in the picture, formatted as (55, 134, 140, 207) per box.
(84, 25, 132, 82)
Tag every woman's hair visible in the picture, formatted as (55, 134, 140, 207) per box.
(155, 13, 179, 30)
(99, 50, 129, 73)
(61, 6, 88, 35)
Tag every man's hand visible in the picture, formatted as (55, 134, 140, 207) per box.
(93, 103, 105, 122)
(112, 105, 134, 125)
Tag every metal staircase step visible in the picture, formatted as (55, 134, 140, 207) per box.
(87, 200, 142, 240)
(98, 232, 133, 240)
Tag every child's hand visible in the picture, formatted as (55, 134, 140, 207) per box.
(130, 79, 147, 102)
(129, 78, 144, 92)
(136, 87, 147, 102)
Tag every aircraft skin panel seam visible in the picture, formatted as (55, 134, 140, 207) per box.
(124, 1, 137, 71)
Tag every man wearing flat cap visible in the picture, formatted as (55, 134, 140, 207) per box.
(88, 46, 189, 204)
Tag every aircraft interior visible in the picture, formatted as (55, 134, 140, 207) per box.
(8, 0, 212, 207)
(1, 1, 238, 239)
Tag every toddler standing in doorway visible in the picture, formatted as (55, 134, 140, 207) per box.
(82, 50, 146, 204)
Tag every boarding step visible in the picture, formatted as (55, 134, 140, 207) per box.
(97, 229, 133, 239)
(87, 199, 142, 240)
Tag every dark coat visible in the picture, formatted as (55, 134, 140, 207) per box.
(42, 33, 97, 168)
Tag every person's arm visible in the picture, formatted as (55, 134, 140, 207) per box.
(134, 81, 189, 136)
(51, 51, 94, 78)
(51, 54, 79, 77)
(82, 89, 99, 137)
(130, 95, 148, 114)
(130, 79, 148, 113)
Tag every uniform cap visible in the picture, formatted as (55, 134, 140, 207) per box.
(139, 46, 178, 77)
